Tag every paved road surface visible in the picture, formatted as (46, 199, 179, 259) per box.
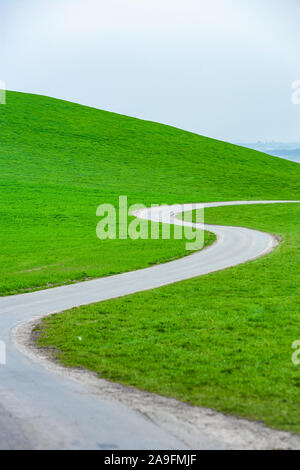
(0, 200, 299, 449)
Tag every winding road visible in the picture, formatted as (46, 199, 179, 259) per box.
(0, 200, 299, 450)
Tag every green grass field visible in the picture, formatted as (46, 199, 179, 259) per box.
(1, 91, 299, 295)
(36, 203, 300, 434)
(2, 91, 300, 432)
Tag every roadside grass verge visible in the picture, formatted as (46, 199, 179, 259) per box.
(1, 210, 214, 295)
(35, 203, 300, 434)
(1, 91, 300, 295)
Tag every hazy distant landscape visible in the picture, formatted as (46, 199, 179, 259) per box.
(238, 142, 300, 163)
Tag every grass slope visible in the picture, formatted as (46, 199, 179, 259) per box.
(37, 203, 300, 434)
(1, 91, 299, 295)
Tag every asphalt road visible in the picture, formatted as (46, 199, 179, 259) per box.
(0, 200, 299, 449)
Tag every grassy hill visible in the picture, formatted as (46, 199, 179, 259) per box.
(2, 91, 300, 433)
(1, 91, 299, 295)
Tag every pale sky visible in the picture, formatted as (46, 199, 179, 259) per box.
(1, 0, 300, 141)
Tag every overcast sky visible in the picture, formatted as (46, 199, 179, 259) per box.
(1, 0, 300, 142)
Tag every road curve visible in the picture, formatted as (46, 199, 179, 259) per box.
(0, 200, 299, 450)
